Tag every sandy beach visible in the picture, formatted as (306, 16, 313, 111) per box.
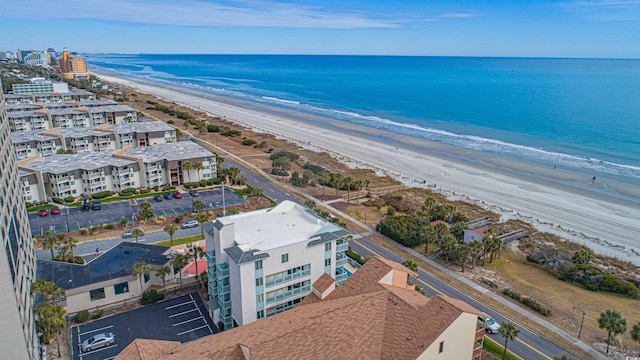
(96, 72, 640, 264)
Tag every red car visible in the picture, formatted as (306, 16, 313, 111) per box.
(51, 208, 61, 215)
(174, 192, 183, 199)
(38, 209, 48, 217)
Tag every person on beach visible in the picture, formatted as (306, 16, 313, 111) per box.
(592, 176, 596, 183)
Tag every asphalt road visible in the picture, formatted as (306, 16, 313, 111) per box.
(28, 188, 246, 236)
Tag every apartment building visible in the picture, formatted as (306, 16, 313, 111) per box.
(8, 104, 137, 132)
(5, 90, 95, 106)
(205, 200, 351, 330)
(0, 80, 39, 359)
(17, 142, 216, 202)
(58, 47, 89, 80)
(118, 257, 485, 360)
(12, 77, 54, 94)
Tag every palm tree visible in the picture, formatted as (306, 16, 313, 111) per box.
(35, 302, 66, 357)
(402, 259, 418, 272)
(422, 196, 437, 220)
(163, 224, 179, 247)
(433, 222, 450, 246)
(440, 235, 457, 263)
(482, 228, 495, 266)
(194, 162, 204, 182)
(229, 167, 241, 185)
(42, 231, 64, 260)
(598, 309, 627, 354)
(304, 199, 316, 210)
(490, 237, 503, 263)
(131, 228, 144, 244)
(63, 236, 78, 261)
(631, 322, 640, 357)
(120, 216, 129, 228)
(422, 226, 436, 255)
(156, 265, 171, 293)
(172, 254, 189, 288)
(254, 187, 263, 199)
(182, 161, 194, 183)
(193, 199, 206, 213)
(456, 244, 471, 272)
(188, 245, 206, 286)
(468, 240, 483, 269)
(195, 212, 211, 239)
(344, 176, 354, 204)
(132, 261, 150, 294)
(498, 322, 520, 360)
(32, 279, 65, 304)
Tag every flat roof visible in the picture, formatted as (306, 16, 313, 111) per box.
(48, 108, 87, 116)
(221, 201, 343, 253)
(20, 149, 135, 174)
(106, 120, 174, 134)
(87, 105, 136, 113)
(49, 126, 112, 139)
(122, 142, 214, 163)
(37, 242, 171, 290)
(77, 99, 118, 107)
(11, 130, 56, 143)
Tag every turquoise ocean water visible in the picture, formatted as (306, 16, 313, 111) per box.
(86, 55, 640, 196)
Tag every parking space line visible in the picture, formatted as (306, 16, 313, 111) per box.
(165, 300, 195, 310)
(173, 316, 204, 327)
(177, 324, 209, 336)
(169, 308, 198, 318)
(78, 325, 114, 337)
(189, 294, 213, 334)
(78, 344, 118, 358)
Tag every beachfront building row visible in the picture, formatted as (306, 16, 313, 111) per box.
(4, 89, 96, 105)
(11, 121, 177, 159)
(118, 256, 485, 360)
(17, 142, 216, 203)
(57, 47, 89, 80)
(8, 104, 138, 132)
(206, 200, 351, 330)
(0, 80, 39, 359)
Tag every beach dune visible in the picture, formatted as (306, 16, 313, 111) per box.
(97, 73, 640, 265)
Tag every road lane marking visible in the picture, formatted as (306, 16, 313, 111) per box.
(78, 325, 113, 336)
(516, 338, 553, 360)
(177, 324, 209, 336)
(169, 308, 198, 318)
(165, 300, 196, 310)
(173, 316, 204, 327)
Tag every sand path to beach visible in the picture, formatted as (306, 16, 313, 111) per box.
(97, 73, 640, 264)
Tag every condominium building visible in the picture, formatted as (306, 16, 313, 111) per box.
(58, 47, 89, 80)
(12, 77, 54, 94)
(4, 89, 95, 106)
(8, 104, 137, 132)
(0, 80, 39, 359)
(118, 257, 485, 360)
(205, 200, 351, 330)
(18, 142, 216, 202)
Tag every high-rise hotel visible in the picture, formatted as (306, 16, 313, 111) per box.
(0, 79, 39, 359)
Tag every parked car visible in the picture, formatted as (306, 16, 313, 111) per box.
(38, 209, 48, 217)
(91, 200, 101, 210)
(478, 313, 501, 334)
(81, 199, 90, 211)
(189, 190, 199, 197)
(154, 195, 163, 202)
(164, 192, 174, 200)
(81, 332, 115, 352)
(174, 191, 183, 199)
(51, 208, 61, 215)
(181, 220, 199, 229)
(122, 228, 145, 239)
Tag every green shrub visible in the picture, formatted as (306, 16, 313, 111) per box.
(52, 197, 64, 204)
(175, 215, 184, 224)
(207, 124, 219, 133)
(213, 178, 222, 185)
(26, 202, 33, 208)
(377, 215, 429, 248)
(162, 185, 173, 191)
(167, 119, 175, 124)
(91, 190, 112, 199)
(64, 196, 75, 203)
(199, 179, 207, 187)
(153, 185, 159, 192)
(104, 224, 114, 230)
(92, 309, 104, 319)
(75, 310, 90, 323)
(80, 228, 88, 235)
(217, 320, 224, 331)
(140, 189, 151, 194)
(121, 188, 137, 194)
(503, 288, 522, 301)
(206, 179, 214, 186)
(141, 289, 164, 305)
(242, 139, 257, 146)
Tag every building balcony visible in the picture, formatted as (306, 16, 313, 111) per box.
(207, 268, 216, 282)
(217, 297, 232, 310)
(216, 262, 229, 277)
(336, 256, 348, 268)
(219, 312, 233, 330)
(265, 269, 311, 288)
(205, 250, 215, 264)
(217, 284, 230, 296)
(208, 281, 217, 295)
(335, 267, 348, 283)
(265, 284, 311, 305)
(336, 241, 349, 252)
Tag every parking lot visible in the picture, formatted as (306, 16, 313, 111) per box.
(70, 292, 217, 360)
(29, 188, 247, 236)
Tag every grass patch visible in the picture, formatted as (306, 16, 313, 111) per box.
(483, 336, 520, 360)
(27, 204, 56, 213)
(155, 234, 203, 247)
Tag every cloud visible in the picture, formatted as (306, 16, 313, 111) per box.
(2, 0, 401, 29)
(560, 0, 640, 21)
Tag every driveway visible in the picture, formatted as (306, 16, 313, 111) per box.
(70, 292, 217, 360)
(29, 188, 246, 236)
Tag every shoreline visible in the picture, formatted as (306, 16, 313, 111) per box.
(94, 71, 640, 264)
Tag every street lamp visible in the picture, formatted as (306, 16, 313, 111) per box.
(579, 312, 586, 339)
(221, 181, 226, 216)
(64, 200, 70, 232)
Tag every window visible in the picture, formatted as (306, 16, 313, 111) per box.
(114, 282, 129, 295)
(255, 277, 263, 286)
(324, 258, 331, 266)
(281, 254, 289, 263)
(439, 341, 444, 354)
(257, 310, 264, 319)
(325, 242, 331, 251)
(90, 288, 106, 301)
(256, 294, 263, 304)
(144, 274, 150, 283)
(255, 260, 263, 270)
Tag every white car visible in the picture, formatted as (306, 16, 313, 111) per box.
(479, 313, 501, 334)
(81, 332, 115, 352)
(181, 220, 199, 229)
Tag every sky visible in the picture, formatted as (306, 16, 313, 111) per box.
(1, 0, 639, 58)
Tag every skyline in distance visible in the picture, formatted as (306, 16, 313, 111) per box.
(2, 0, 640, 58)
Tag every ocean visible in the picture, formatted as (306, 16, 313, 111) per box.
(86, 54, 640, 197)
